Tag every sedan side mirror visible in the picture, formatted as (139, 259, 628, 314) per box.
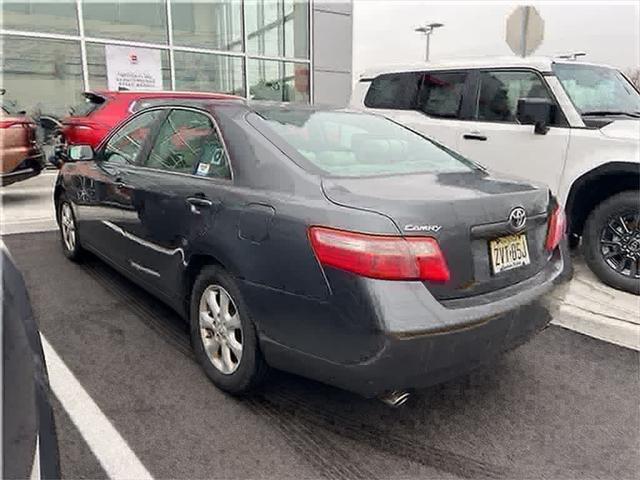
(68, 144, 94, 161)
(517, 98, 555, 135)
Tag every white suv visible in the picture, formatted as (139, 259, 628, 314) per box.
(352, 56, 640, 294)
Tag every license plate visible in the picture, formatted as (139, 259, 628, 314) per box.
(489, 233, 530, 274)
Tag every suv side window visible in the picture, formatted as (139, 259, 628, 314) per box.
(102, 110, 162, 165)
(476, 70, 554, 123)
(417, 72, 468, 119)
(364, 72, 422, 109)
(144, 109, 231, 179)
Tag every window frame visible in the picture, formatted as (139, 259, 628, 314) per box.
(121, 106, 235, 183)
(468, 67, 569, 127)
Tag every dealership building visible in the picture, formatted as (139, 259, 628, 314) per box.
(0, 1, 353, 119)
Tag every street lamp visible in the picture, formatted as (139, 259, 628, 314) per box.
(415, 22, 444, 62)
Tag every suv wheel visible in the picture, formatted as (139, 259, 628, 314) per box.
(583, 191, 640, 294)
(190, 266, 269, 394)
(58, 199, 83, 261)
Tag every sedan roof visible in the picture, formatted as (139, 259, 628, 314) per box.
(91, 90, 242, 101)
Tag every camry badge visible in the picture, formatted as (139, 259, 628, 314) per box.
(404, 224, 442, 233)
(508, 207, 527, 231)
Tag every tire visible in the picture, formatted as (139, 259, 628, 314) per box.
(583, 191, 640, 295)
(57, 197, 83, 262)
(189, 265, 269, 395)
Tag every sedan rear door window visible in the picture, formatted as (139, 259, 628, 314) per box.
(144, 109, 231, 179)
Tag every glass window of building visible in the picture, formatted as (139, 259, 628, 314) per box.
(248, 59, 309, 103)
(1, 0, 78, 35)
(82, 1, 168, 44)
(174, 51, 244, 96)
(246, 0, 309, 59)
(171, 1, 243, 52)
(85, 43, 171, 91)
(0, 36, 83, 118)
(0, 1, 313, 107)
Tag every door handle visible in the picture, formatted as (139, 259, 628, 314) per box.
(186, 197, 214, 207)
(113, 177, 130, 189)
(463, 133, 488, 141)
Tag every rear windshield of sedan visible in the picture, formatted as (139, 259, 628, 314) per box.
(254, 108, 476, 177)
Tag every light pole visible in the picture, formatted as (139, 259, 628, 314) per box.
(415, 22, 444, 62)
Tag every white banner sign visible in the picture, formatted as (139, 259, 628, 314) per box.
(105, 45, 163, 91)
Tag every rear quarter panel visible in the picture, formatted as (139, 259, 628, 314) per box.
(198, 109, 401, 362)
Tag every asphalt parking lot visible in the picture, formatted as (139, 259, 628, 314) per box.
(4, 229, 639, 479)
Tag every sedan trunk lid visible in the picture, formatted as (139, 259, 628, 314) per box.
(322, 170, 551, 300)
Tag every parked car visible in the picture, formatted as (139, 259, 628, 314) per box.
(352, 56, 640, 294)
(54, 100, 570, 402)
(52, 90, 241, 166)
(0, 105, 45, 186)
(2, 242, 61, 479)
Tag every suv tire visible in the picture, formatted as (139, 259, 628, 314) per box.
(583, 191, 640, 295)
(190, 265, 269, 395)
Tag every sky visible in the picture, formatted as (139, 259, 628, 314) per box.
(352, 1, 640, 77)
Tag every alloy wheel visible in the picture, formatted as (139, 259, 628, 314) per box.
(599, 211, 640, 279)
(198, 285, 243, 375)
(61, 203, 76, 252)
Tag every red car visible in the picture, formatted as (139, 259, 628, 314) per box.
(1, 106, 45, 186)
(53, 90, 240, 164)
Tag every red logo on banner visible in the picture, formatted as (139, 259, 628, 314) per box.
(294, 66, 309, 93)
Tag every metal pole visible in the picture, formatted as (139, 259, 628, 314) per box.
(166, 0, 176, 90)
(75, 0, 89, 91)
(425, 31, 430, 62)
(520, 6, 530, 57)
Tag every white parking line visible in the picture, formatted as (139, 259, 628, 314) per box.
(41, 335, 154, 480)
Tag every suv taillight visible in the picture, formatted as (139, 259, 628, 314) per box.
(545, 205, 566, 251)
(308, 227, 450, 282)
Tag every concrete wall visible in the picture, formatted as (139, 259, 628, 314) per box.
(312, 1, 353, 105)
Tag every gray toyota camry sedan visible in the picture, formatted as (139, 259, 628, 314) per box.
(54, 99, 570, 403)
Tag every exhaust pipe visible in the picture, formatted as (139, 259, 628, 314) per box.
(378, 390, 411, 408)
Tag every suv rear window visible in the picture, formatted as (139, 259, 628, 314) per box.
(363, 72, 422, 109)
(69, 93, 106, 117)
(254, 108, 476, 177)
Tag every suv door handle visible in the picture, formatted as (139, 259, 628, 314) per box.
(463, 133, 488, 141)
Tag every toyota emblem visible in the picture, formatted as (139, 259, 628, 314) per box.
(509, 207, 527, 231)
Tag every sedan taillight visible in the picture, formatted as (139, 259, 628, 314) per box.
(545, 205, 566, 251)
(0, 120, 32, 129)
(308, 227, 450, 282)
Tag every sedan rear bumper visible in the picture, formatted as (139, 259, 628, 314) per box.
(258, 248, 570, 398)
(0, 152, 45, 186)
(262, 293, 559, 397)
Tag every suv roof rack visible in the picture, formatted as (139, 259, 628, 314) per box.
(555, 52, 587, 61)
